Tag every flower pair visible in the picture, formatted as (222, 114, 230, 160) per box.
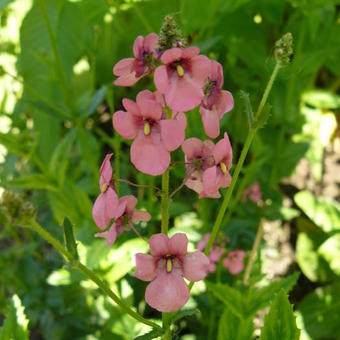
(182, 133, 233, 198)
(92, 154, 151, 246)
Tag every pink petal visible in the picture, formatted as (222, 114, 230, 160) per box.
(209, 247, 225, 262)
(182, 251, 209, 281)
(168, 233, 188, 256)
(92, 188, 119, 230)
(136, 89, 154, 102)
(144, 33, 158, 52)
(229, 261, 244, 275)
(181, 138, 204, 159)
(145, 271, 189, 312)
(160, 119, 185, 151)
(154, 65, 169, 93)
(133, 36, 144, 58)
(149, 233, 169, 257)
(135, 253, 157, 281)
(119, 195, 137, 215)
(132, 210, 151, 223)
(114, 73, 140, 87)
(113, 110, 139, 140)
(137, 97, 162, 121)
(190, 55, 211, 86)
(182, 46, 200, 59)
(122, 98, 141, 116)
(114, 199, 127, 219)
(201, 166, 221, 199)
(130, 135, 170, 176)
(215, 90, 234, 117)
(185, 172, 203, 194)
(208, 262, 216, 272)
(210, 60, 224, 85)
(174, 112, 187, 130)
(113, 58, 135, 76)
(165, 75, 204, 112)
(99, 153, 113, 188)
(213, 132, 232, 168)
(160, 47, 182, 64)
(95, 223, 118, 247)
(200, 106, 220, 139)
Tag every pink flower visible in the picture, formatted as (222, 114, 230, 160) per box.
(113, 33, 158, 86)
(242, 182, 262, 203)
(92, 154, 119, 230)
(113, 90, 186, 176)
(135, 233, 209, 312)
(154, 47, 211, 112)
(197, 233, 225, 273)
(200, 133, 233, 198)
(223, 250, 245, 275)
(95, 195, 151, 247)
(200, 61, 234, 138)
(181, 138, 215, 195)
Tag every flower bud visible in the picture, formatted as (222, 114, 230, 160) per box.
(274, 32, 293, 66)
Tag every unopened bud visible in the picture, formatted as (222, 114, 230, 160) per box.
(274, 32, 293, 66)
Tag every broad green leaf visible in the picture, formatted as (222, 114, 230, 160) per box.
(298, 282, 340, 340)
(294, 190, 340, 232)
(260, 290, 300, 340)
(318, 234, 340, 275)
(0, 295, 29, 340)
(49, 128, 76, 186)
(217, 307, 253, 340)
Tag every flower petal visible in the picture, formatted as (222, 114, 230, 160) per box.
(182, 46, 200, 59)
(190, 55, 211, 86)
(200, 106, 220, 139)
(119, 195, 138, 215)
(135, 253, 157, 281)
(131, 135, 170, 176)
(144, 33, 158, 53)
(182, 251, 209, 281)
(165, 75, 204, 112)
(133, 36, 144, 58)
(114, 73, 140, 87)
(122, 98, 141, 116)
(160, 119, 185, 151)
(113, 110, 139, 140)
(160, 47, 182, 64)
(137, 95, 162, 121)
(99, 153, 113, 187)
(181, 138, 204, 159)
(132, 210, 151, 223)
(95, 223, 118, 247)
(168, 233, 188, 255)
(154, 65, 169, 94)
(145, 271, 189, 312)
(213, 132, 232, 168)
(215, 90, 234, 117)
(201, 166, 221, 199)
(149, 233, 169, 257)
(113, 58, 135, 76)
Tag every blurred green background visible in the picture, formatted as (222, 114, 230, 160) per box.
(0, 0, 340, 339)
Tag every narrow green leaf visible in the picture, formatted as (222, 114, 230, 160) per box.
(4, 174, 57, 191)
(134, 329, 164, 340)
(0, 295, 30, 340)
(84, 85, 107, 117)
(240, 90, 254, 129)
(218, 307, 253, 340)
(63, 217, 78, 260)
(260, 290, 300, 340)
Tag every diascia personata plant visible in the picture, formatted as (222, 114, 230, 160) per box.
(13, 15, 294, 339)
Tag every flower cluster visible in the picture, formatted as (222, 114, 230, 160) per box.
(92, 17, 238, 313)
(197, 233, 245, 275)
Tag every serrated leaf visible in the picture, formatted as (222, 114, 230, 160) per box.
(260, 290, 300, 340)
(0, 295, 30, 340)
(218, 307, 253, 340)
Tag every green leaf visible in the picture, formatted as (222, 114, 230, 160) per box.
(63, 217, 78, 260)
(294, 190, 340, 232)
(83, 85, 107, 117)
(0, 0, 14, 11)
(302, 90, 340, 109)
(298, 282, 340, 340)
(134, 329, 164, 340)
(4, 174, 57, 191)
(318, 234, 340, 275)
(240, 90, 254, 129)
(49, 128, 76, 186)
(0, 295, 30, 340)
(218, 307, 253, 340)
(260, 290, 300, 340)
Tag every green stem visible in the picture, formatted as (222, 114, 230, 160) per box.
(204, 63, 281, 256)
(243, 220, 264, 285)
(161, 168, 170, 235)
(27, 219, 162, 331)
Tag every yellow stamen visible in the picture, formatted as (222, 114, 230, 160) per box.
(101, 182, 108, 193)
(166, 258, 172, 273)
(144, 122, 151, 135)
(220, 162, 227, 174)
(176, 64, 184, 77)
